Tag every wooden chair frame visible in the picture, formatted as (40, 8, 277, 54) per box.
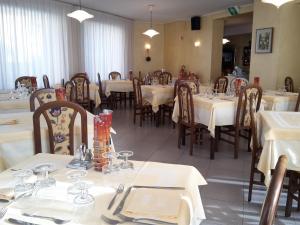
(295, 90, 300, 112)
(43, 75, 50, 88)
(15, 76, 37, 89)
(285, 76, 294, 92)
(30, 88, 56, 112)
(70, 74, 91, 111)
(64, 81, 75, 102)
(159, 72, 172, 85)
(109, 71, 121, 80)
(33, 101, 87, 155)
(214, 76, 228, 93)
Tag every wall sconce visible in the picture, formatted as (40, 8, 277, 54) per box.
(145, 43, 151, 62)
(194, 41, 201, 47)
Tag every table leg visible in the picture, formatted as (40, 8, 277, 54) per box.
(210, 137, 215, 160)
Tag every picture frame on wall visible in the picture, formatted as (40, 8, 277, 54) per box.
(255, 27, 273, 53)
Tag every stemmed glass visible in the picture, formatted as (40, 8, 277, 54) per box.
(14, 169, 34, 193)
(66, 170, 88, 195)
(118, 151, 134, 169)
(73, 182, 94, 205)
(34, 164, 56, 188)
(102, 152, 120, 174)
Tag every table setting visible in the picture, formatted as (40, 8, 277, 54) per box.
(0, 87, 30, 113)
(262, 89, 298, 111)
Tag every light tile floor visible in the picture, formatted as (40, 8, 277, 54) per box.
(110, 107, 300, 225)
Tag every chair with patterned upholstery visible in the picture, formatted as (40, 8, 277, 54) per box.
(70, 73, 91, 111)
(132, 78, 152, 127)
(33, 101, 87, 155)
(230, 77, 248, 93)
(15, 76, 37, 90)
(248, 93, 265, 202)
(109, 71, 121, 80)
(64, 81, 75, 102)
(285, 76, 294, 92)
(187, 73, 200, 80)
(43, 75, 50, 88)
(214, 76, 228, 93)
(178, 79, 200, 94)
(159, 72, 172, 85)
(295, 90, 300, 112)
(153, 70, 162, 77)
(259, 155, 287, 225)
(177, 83, 207, 155)
(219, 84, 263, 158)
(30, 88, 57, 112)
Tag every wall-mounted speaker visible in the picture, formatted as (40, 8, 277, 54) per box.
(191, 16, 201, 30)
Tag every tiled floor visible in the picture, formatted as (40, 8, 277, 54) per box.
(109, 107, 300, 225)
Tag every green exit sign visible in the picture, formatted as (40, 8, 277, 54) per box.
(228, 6, 240, 16)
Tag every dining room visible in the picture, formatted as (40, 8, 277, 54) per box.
(0, 0, 300, 225)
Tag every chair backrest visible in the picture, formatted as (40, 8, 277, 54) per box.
(236, 84, 263, 128)
(159, 72, 172, 85)
(132, 78, 143, 107)
(15, 76, 37, 89)
(178, 83, 195, 125)
(177, 79, 200, 95)
(187, 73, 200, 80)
(97, 73, 104, 96)
(64, 81, 75, 102)
(295, 90, 300, 112)
(259, 155, 287, 225)
(33, 101, 87, 155)
(70, 74, 90, 102)
(153, 70, 162, 77)
(109, 71, 121, 80)
(230, 77, 248, 91)
(43, 75, 50, 88)
(285, 76, 294, 92)
(249, 93, 261, 157)
(145, 72, 159, 85)
(214, 76, 228, 93)
(30, 88, 56, 112)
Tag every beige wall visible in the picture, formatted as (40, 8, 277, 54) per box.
(132, 21, 165, 76)
(249, 0, 300, 90)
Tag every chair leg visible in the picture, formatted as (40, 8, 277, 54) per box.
(248, 129, 252, 152)
(133, 108, 136, 124)
(210, 137, 215, 160)
(140, 109, 143, 127)
(189, 128, 194, 155)
(234, 130, 240, 159)
(178, 124, 182, 149)
(182, 127, 186, 145)
(285, 172, 296, 217)
(248, 157, 255, 202)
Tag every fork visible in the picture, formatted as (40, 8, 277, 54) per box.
(22, 213, 71, 224)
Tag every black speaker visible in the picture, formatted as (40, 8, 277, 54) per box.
(191, 16, 201, 30)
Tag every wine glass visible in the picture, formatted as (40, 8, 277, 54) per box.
(34, 164, 56, 188)
(14, 169, 34, 194)
(118, 151, 134, 169)
(102, 152, 120, 174)
(66, 170, 88, 195)
(73, 182, 94, 205)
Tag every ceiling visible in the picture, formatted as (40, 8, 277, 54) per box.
(60, 0, 253, 21)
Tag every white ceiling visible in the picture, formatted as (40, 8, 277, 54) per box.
(60, 0, 253, 21)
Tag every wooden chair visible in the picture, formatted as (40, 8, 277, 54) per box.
(177, 83, 207, 155)
(285, 76, 294, 92)
(43, 75, 50, 88)
(248, 93, 265, 202)
(145, 72, 160, 85)
(295, 90, 300, 112)
(33, 101, 87, 155)
(187, 73, 200, 80)
(132, 78, 152, 127)
(70, 74, 91, 111)
(15, 76, 37, 89)
(109, 71, 121, 80)
(64, 81, 75, 102)
(229, 77, 248, 92)
(259, 155, 287, 225)
(214, 76, 228, 93)
(108, 71, 126, 108)
(178, 79, 200, 94)
(285, 170, 300, 217)
(153, 70, 162, 77)
(30, 88, 56, 112)
(159, 72, 172, 85)
(219, 85, 263, 159)
(97, 73, 114, 109)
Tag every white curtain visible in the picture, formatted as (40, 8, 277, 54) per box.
(82, 11, 133, 82)
(0, 0, 74, 89)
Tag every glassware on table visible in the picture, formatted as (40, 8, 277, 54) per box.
(102, 152, 120, 174)
(13, 169, 34, 193)
(118, 151, 134, 169)
(66, 170, 88, 195)
(34, 163, 56, 188)
(73, 182, 94, 205)
(278, 86, 287, 96)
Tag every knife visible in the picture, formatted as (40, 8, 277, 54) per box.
(113, 186, 132, 215)
(7, 218, 39, 225)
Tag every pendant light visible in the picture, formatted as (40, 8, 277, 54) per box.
(143, 5, 159, 38)
(261, 0, 294, 8)
(67, 0, 94, 23)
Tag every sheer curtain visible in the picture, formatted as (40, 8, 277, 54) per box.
(82, 11, 133, 82)
(0, 0, 74, 89)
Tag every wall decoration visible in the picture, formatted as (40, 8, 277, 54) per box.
(255, 27, 273, 53)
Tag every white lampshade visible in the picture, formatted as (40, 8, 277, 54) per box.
(67, 10, 94, 23)
(261, 0, 294, 8)
(143, 29, 159, 38)
(223, 38, 230, 44)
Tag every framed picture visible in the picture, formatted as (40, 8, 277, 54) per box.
(255, 27, 273, 53)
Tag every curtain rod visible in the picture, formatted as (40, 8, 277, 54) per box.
(50, 0, 134, 21)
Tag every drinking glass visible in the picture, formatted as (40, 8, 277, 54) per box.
(14, 169, 34, 193)
(35, 164, 56, 188)
(118, 151, 134, 169)
(67, 170, 88, 195)
(102, 152, 120, 174)
(73, 182, 94, 205)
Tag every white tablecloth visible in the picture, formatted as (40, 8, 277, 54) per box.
(102, 80, 133, 97)
(0, 153, 207, 225)
(262, 91, 298, 111)
(0, 112, 95, 172)
(0, 92, 30, 113)
(141, 85, 174, 113)
(257, 111, 300, 186)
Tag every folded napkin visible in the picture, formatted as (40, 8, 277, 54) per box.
(0, 119, 18, 125)
(122, 188, 184, 223)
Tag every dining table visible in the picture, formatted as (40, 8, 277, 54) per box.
(0, 153, 207, 225)
(0, 111, 95, 172)
(0, 91, 30, 113)
(257, 111, 300, 186)
(262, 90, 298, 111)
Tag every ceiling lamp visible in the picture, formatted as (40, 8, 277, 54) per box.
(223, 38, 230, 45)
(67, 0, 94, 23)
(261, 0, 294, 8)
(143, 5, 159, 38)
